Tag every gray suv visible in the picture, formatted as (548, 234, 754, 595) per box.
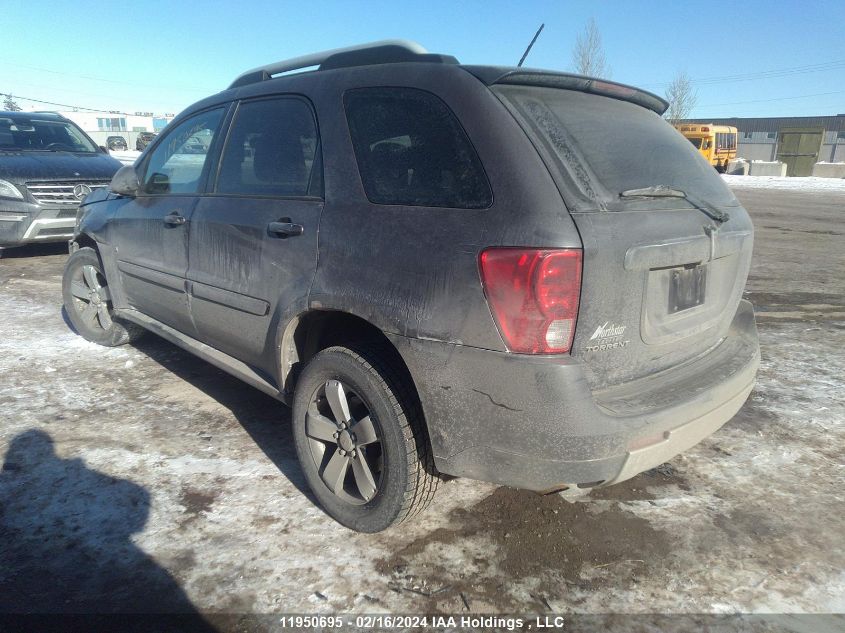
(135, 131, 157, 151)
(62, 41, 759, 532)
(0, 111, 122, 253)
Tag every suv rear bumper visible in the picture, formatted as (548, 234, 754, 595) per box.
(390, 299, 759, 491)
(0, 200, 76, 247)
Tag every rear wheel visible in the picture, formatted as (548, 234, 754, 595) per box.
(62, 247, 144, 346)
(292, 344, 438, 532)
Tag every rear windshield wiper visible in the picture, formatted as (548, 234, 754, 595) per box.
(621, 185, 685, 199)
(621, 185, 730, 224)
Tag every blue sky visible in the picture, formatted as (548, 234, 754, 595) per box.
(2, 0, 844, 118)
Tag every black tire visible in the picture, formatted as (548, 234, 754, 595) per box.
(62, 247, 145, 347)
(292, 344, 438, 532)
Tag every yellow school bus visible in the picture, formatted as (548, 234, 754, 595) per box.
(673, 124, 738, 172)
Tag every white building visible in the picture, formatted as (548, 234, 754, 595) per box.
(53, 110, 176, 147)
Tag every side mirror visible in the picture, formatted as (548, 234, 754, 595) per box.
(110, 165, 141, 197)
(99, 145, 109, 154)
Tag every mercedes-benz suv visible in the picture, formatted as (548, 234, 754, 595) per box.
(0, 111, 122, 254)
(62, 41, 760, 532)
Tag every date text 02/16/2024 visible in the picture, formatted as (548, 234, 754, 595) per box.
(277, 615, 567, 630)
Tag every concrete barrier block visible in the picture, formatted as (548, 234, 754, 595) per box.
(727, 159, 750, 175)
(812, 162, 845, 178)
(750, 161, 787, 177)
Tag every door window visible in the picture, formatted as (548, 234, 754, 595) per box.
(215, 98, 321, 198)
(141, 108, 225, 195)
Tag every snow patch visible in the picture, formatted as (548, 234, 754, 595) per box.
(722, 174, 845, 191)
(108, 150, 141, 166)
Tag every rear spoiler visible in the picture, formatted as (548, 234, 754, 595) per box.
(462, 66, 669, 115)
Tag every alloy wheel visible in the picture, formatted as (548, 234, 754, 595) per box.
(305, 379, 383, 505)
(68, 264, 113, 331)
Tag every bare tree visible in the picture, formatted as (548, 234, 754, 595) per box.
(572, 18, 610, 78)
(3, 93, 23, 111)
(664, 71, 697, 125)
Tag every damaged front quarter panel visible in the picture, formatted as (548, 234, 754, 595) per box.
(74, 188, 119, 243)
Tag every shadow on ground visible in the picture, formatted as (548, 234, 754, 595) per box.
(129, 336, 315, 502)
(0, 242, 68, 259)
(0, 429, 216, 629)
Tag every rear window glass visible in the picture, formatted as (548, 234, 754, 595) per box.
(344, 87, 492, 209)
(494, 85, 736, 208)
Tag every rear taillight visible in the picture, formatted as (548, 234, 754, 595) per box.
(479, 248, 582, 354)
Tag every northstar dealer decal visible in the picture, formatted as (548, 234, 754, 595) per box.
(584, 322, 630, 352)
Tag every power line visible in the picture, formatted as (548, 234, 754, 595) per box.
(650, 60, 845, 88)
(697, 90, 845, 108)
(9, 77, 168, 105)
(641, 59, 845, 89)
(0, 60, 210, 93)
(1, 92, 139, 116)
(699, 59, 845, 81)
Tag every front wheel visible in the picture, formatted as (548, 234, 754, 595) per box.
(62, 247, 144, 346)
(292, 345, 438, 532)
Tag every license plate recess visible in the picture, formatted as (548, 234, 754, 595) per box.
(669, 264, 707, 313)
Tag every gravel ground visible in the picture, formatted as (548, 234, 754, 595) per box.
(0, 188, 843, 629)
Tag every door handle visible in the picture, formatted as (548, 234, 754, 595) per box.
(267, 220, 304, 238)
(164, 212, 186, 226)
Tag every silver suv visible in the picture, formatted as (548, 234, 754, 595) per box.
(0, 111, 121, 253)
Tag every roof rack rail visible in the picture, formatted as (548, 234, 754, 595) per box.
(229, 40, 457, 89)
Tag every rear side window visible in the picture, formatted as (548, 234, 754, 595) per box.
(216, 97, 321, 197)
(344, 88, 492, 209)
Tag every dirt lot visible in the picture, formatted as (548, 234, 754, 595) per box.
(1, 186, 843, 627)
